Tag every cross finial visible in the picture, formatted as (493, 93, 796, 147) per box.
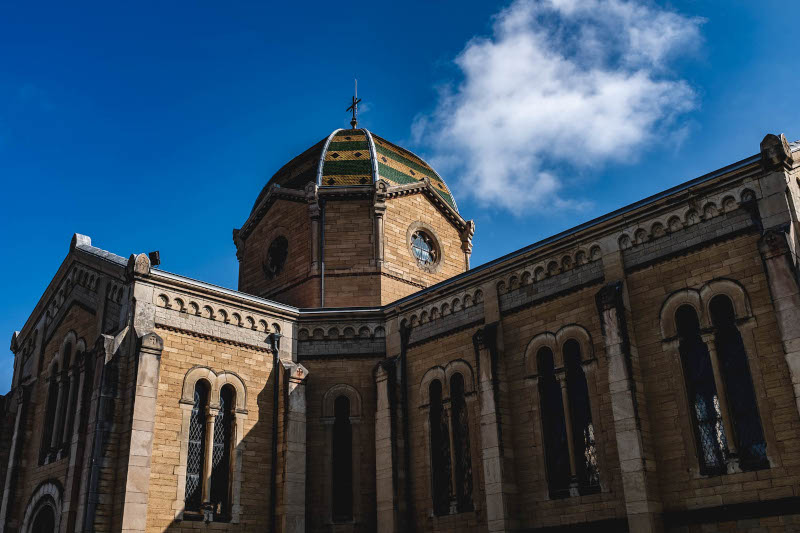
(346, 79, 361, 129)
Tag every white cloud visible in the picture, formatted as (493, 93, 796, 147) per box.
(413, 0, 704, 214)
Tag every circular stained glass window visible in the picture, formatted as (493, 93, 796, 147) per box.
(411, 231, 437, 266)
(263, 236, 288, 280)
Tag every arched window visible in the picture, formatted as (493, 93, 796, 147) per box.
(185, 380, 209, 513)
(428, 379, 452, 515)
(40, 363, 59, 464)
(564, 340, 600, 493)
(710, 295, 767, 470)
(332, 395, 353, 522)
(30, 504, 55, 533)
(53, 343, 72, 447)
(676, 305, 728, 475)
(538, 347, 570, 497)
(210, 385, 235, 519)
(450, 373, 473, 512)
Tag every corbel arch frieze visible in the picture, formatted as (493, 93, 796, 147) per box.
(322, 383, 362, 418)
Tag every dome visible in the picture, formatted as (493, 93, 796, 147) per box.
(252, 128, 458, 212)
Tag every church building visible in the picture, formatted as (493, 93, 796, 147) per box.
(2, 122, 800, 533)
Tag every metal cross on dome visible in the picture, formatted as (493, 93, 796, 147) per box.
(346, 79, 361, 129)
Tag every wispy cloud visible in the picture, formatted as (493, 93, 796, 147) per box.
(413, 0, 704, 214)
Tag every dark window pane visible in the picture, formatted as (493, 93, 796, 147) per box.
(564, 340, 600, 493)
(710, 296, 767, 470)
(450, 373, 473, 512)
(332, 395, 353, 522)
(676, 305, 728, 475)
(429, 380, 452, 515)
(538, 347, 570, 497)
(185, 381, 209, 512)
(210, 385, 234, 519)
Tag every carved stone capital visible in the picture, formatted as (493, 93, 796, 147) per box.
(759, 225, 791, 259)
(760, 133, 794, 171)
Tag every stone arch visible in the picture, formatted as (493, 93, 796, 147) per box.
(589, 245, 602, 261)
(703, 202, 718, 219)
(20, 480, 62, 533)
(419, 366, 446, 406)
(700, 278, 752, 321)
(215, 371, 247, 412)
(740, 188, 756, 203)
(327, 327, 340, 339)
(651, 221, 665, 238)
(298, 328, 310, 341)
(721, 195, 737, 212)
(634, 228, 648, 245)
(660, 288, 703, 338)
(175, 298, 186, 313)
(158, 293, 170, 308)
(51, 330, 78, 371)
(218, 309, 229, 323)
(534, 266, 546, 281)
(618, 234, 632, 250)
(322, 384, 362, 418)
(231, 312, 242, 326)
(555, 324, 593, 362)
(523, 332, 557, 376)
(181, 366, 218, 405)
(444, 359, 475, 396)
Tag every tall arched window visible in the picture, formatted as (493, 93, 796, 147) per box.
(450, 373, 473, 512)
(428, 379, 452, 515)
(40, 363, 59, 464)
(676, 305, 728, 475)
(332, 395, 353, 522)
(538, 347, 570, 497)
(710, 295, 767, 470)
(210, 385, 235, 519)
(185, 380, 209, 513)
(564, 340, 600, 493)
(30, 504, 55, 533)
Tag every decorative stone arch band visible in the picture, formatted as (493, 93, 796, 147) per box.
(659, 278, 753, 339)
(322, 383, 363, 419)
(524, 324, 594, 375)
(174, 365, 248, 523)
(20, 480, 62, 533)
(419, 359, 476, 406)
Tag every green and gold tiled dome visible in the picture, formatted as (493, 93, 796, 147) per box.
(256, 128, 458, 211)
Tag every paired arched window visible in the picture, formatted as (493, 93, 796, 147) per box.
(332, 395, 353, 522)
(184, 380, 236, 520)
(426, 370, 473, 515)
(675, 296, 767, 474)
(39, 336, 86, 465)
(535, 338, 599, 498)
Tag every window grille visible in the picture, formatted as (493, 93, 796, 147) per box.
(332, 395, 353, 522)
(710, 296, 767, 470)
(676, 305, 728, 475)
(411, 231, 436, 266)
(564, 341, 600, 493)
(428, 380, 452, 515)
(185, 381, 208, 512)
(450, 373, 473, 512)
(210, 386, 234, 519)
(537, 347, 570, 497)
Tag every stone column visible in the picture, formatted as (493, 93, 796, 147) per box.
(50, 371, 67, 457)
(375, 361, 398, 533)
(460, 220, 475, 271)
(202, 406, 217, 520)
(278, 360, 309, 533)
(596, 282, 661, 533)
(306, 182, 321, 270)
(374, 180, 388, 266)
(759, 228, 800, 419)
(473, 324, 514, 532)
(556, 373, 578, 493)
(61, 366, 79, 450)
(0, 385, 28, 533)
(61, 353, 90, 532)
(119, 332, 163, 533)
(702, 333, 738, 458)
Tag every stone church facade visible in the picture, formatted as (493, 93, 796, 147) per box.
(2, 128, 800, 533)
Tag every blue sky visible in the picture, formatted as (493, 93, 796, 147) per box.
(1, 0, 798, 393)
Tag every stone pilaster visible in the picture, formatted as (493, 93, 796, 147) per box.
(119, 332, 163, 533)
(596, 282, 662, 532)
(61, 352, 91, 532)
(277, 360, 309, 533)
(306, 182, 321, 271)
(473, 322, 516, 532)
(374, 180, 388, 265)
(0, 385, 29, 533)
(374, 360, 398, 533)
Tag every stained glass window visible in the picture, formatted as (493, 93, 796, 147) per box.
(676, 305, 728, 475)
(332, 395, 353, 522)
(710, 296, 767, 471)
(210, 385, 234, 519)
(411, 231, 437, 266)
(450, 373, 473, 512)
(185, 380, 209, 512)
(564, 340, 600, 493)
(538, 347, 570, 497)
(429, 380, 452, 515)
